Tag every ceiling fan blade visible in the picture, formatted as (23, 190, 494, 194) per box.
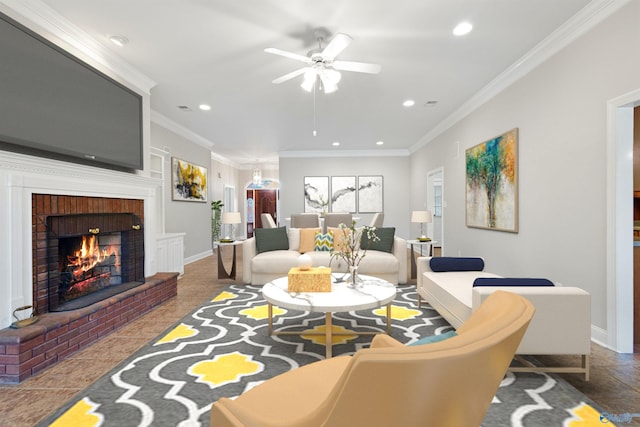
(264, 48, 311, 63)
(333, 60, 381, 74)
(271, 68, 307, 84)
(321, 33, 353, 60)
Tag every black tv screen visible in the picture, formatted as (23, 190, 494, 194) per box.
(0, 11, 143, 171)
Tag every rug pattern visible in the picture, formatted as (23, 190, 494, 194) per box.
(41, 285, 610, 427)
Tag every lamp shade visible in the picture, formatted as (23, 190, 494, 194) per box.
(221, 212, 242, 225)
(411, 210, 433, 223)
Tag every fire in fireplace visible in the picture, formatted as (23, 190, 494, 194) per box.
(47, 213, 145, 311)
(59, 234, 120, 303)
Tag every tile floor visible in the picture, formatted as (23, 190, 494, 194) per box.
(1, 249, 639, 426)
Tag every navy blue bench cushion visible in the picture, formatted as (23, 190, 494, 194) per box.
(429, 257, 484, 272)
(472, 277, 555, 287)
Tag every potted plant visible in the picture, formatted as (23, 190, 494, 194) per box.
(211, 200, 224, 244)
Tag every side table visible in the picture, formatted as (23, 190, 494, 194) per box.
(216, 240, 243, 280)
(407, 239, 437, 280)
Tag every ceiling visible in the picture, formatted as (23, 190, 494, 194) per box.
(28, 0, 592, 167)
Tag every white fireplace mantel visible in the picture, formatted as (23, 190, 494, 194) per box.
(0, 151, 162, 329)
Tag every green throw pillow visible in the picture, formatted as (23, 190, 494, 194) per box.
(314, 232, 333, 251)
(254, 226, 289, 254)
(409, 330, 457, 346)
(360, 227, 395, 253)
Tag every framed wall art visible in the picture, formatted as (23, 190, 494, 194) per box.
(330, 176, 357, 213)
(465, 128, 518, 232)
(171, 157, 208, 202)
(304, 176, 329, 213)
(357, 175, 383, 213)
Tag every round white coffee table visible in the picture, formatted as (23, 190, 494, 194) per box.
(262, 274, 397, 358)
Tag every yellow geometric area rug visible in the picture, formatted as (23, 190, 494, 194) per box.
(38, 285, 611, 427)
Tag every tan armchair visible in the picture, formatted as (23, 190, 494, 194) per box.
(210, 290, 534, 427)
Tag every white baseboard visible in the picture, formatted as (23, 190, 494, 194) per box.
(185, 249, 213, 266)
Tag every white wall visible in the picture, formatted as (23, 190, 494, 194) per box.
(279, 154, 411, 238)
(150, 123, 213, 260)
(410, 0, 640, 334)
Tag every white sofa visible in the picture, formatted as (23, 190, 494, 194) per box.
(417, 256, 591, 379)
(243, 228, 407, 286)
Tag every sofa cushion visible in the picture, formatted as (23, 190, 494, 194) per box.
(409, 330, 458, 346)
(430, 257, 484, 272)
(361, 227, 395, 253)
(287, 228, 300, 251)
(254, 227, 289, 254)
(314, 232, 333, 251)
(473, 277, 554, 287)
(251, 250, 301, 273)
(328, 227, 351, 252)
(299, 228, 322, 253)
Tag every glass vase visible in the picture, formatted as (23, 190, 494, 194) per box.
(347, 265, 362, 287)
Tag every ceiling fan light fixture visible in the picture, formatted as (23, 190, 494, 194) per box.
(301, 69, 317, 92)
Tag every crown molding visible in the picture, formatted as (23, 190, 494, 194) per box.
(151, 110, 215, 150)
(409, 0, 630, 153)
(0, 0, 155, 93)
(279, 149, 410, 159)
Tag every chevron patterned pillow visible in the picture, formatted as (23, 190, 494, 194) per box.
(314, 231, 333, 251)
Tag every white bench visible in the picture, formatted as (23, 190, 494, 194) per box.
(417, 257, 591, 380)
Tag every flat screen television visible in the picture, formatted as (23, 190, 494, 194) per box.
(0, 11, 143, 171)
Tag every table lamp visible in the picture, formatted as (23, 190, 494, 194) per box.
(221, 212, 241, 242)
(411, 210, 432, 241)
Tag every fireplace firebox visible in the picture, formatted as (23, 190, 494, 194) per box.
(47, 213, 145, 311)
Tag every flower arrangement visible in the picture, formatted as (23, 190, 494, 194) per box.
(330, 220, 379, 284)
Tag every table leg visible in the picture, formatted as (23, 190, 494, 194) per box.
(410, 244, 417, 280)
(386, 303, 392, 334)
(268, 303, 273, 335)
(217, 244, 238, 280)
(325, 312, 332, 358)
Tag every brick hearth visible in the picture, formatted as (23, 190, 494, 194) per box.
(0, 272, 177, 384)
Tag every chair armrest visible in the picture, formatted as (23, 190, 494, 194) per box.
(242, 238, 257, 284)
(370, 334, 404, 348)
(416, 256, 434, 289)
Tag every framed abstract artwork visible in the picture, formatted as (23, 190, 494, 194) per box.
(465, 128, 518, 232)
(357, 175, 383, 213)
(330, 176, 357, 213)
(304, 176, 329, 213)
(171, 157, 208, 202)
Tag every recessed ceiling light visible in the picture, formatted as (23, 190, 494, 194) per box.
(453, 21, 473, 36)
(199, 104, 211, 111)
(332, 141, 340, 146)
(424, 100, 439, 107)
(108, 35, 129, 47)
(177, 105, 193, 112)
(403, 99, 415, 107)
(376, 141, 384, 146)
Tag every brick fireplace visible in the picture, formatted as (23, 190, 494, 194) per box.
(0, 152, 176, 384)
(32, 194, 146, 314)
(0, 193, 176, 384)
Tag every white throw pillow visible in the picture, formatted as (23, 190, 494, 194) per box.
(287, 227, 300, 251)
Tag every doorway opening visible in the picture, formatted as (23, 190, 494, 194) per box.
(245, 179, 280, 238)
(427, 168, 444, 253)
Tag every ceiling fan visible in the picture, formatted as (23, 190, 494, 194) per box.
(264, 32, 381, 94)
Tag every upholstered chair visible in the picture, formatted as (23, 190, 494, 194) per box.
(260, 213, 277, 228)
(290, 213, 320, 228)
(210, 290, 535, 427)
(369, 212, 384, 228)
(323, 212, 352, 232)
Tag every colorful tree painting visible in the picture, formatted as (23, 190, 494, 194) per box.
(465, 128, 518, 232)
